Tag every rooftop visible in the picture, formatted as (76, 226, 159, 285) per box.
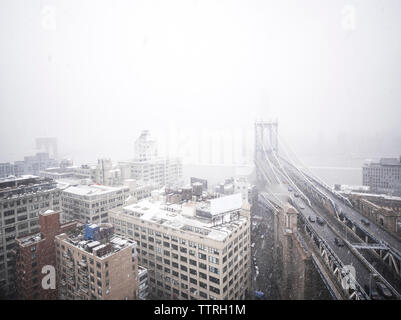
(117, 193, 247, 242)
(345, 191, 401, 202)
(364, 157, 401, 167)
(59, 224, 136, 259)
(0, 174, 38, 184)
(16, 232, 43, 247)
(0, 175, 58, 199)
(62, 183, 128, 197)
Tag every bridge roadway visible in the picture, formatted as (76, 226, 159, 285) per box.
(287, 175, 401, 297)
(261, 185, 401, 298)
(324, 187, 401, 251)
(291, 196, 374, 294)
(294, 166, 401, 253)
(254, 122, 401, 298)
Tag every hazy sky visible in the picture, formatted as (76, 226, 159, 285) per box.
(1, 0, 400, 164)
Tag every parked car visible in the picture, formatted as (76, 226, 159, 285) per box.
(361, 219, 370, 226)
(334, 237, 345, 247)
(308, 216, 316, 223)
(376, 282, 393, 299)
(294, 192, 300, 198)
(299, 205, 305, 210)
(316, 217, 326, 226)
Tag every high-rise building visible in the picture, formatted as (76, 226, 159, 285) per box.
(55, 223, 143, 300)
(363, 157, 401, 195)
(60, 183, 130, 224)
(0, 175, 61, 297)
(134, 130, 158, 162)
(93, 159, 122, 187)
(119, 158, 183, 188)
(14, 153, 58, 177)
(119, 131, 183, 188)
(0, 163, 14, 179)
(0, 153, 58, 179)
(15, 210, 78, 299)
(109, 190, 251, 300)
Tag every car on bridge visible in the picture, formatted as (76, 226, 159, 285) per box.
(334, 237, 345, 247)
(308, 216, 316, 223)
(254, 291, 265, 300)
(376, 282, 393, 299)
(316, 217, 326, 226)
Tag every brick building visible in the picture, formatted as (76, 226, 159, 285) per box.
(348, 192, 401, 238)
(15, 210, 78, 299)
(0, 175, 61, 297)
(55, 223, 142, 300)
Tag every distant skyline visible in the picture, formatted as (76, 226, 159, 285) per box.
(1, 1, 400, 164)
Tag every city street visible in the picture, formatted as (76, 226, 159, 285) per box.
(250, 203, 280, 299)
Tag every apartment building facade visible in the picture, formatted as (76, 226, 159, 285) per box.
(134, 130, 158, 162)
(55, 223, 141, 300)
(0, 175, 61, 297)
(93, 158, 122, 187)
(119, 130, 183, 188)
(109, 192, 251, 300)
(60, 183, 130, 224)
(363, 157, 401, 196)
(15, 210, 77, 299)
(119, 157, 183, 188)
(0, 163, 14, 179)
(13, 153, 58, 177)
(123, 179, 158, 203)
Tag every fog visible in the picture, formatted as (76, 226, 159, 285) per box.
(1, 0, 400, 166)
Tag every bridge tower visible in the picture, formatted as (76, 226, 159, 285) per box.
(254, 121, 278, 188)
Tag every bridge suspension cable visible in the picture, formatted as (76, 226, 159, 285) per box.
(259, 134, 282, 185)
(277, 134, 352, 206)
(256, 158, 286, 208)
(262, 129, 312, 207)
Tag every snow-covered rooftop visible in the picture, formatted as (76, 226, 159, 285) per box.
(119, 195, 246, 242)
(209, 193, 243, 216)
(62, 183, 128, 197)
